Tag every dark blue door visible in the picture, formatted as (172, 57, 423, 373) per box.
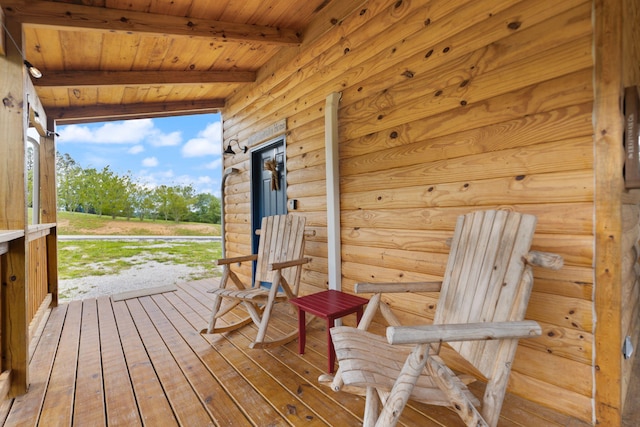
(251, 139, 287, 255)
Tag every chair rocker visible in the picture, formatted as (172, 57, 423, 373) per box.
(201, 214, 310, 349)
(326, 210, 563, 427)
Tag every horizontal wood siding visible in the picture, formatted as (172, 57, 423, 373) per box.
(621, 0, 640, 413)
(223, 0, 595, 421)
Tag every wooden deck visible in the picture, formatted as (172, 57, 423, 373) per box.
(0, 279, 596, 426)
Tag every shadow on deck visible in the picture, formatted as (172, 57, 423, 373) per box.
(0, 279, 600, 426)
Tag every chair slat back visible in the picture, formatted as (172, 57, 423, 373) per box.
(433, 210, 537, 376)
(255, 215, 307, 293)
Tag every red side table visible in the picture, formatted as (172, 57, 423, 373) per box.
(290, 290, 369, 373)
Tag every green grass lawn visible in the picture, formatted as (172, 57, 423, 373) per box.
(56, 210, 220, 236)
(58, 240, 223, 280)
(56, 211, 223, 282)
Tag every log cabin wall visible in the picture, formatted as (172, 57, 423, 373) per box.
(222, 0, 597, 422)
(621, 0, 640, 415)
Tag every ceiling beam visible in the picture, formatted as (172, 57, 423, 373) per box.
(36, 70, 256, 87)
(0, 8, 6, 56)
(3, 1, 302, 45)
(49, 99, 225, 124)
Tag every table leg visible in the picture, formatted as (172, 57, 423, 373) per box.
(327, 316, 336, 373)
(356, 307, 364, 325)
(298, 309, 306, 355)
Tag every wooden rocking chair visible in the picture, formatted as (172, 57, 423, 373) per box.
(200, 214, 310, 349)
(326, 210, 563, 427)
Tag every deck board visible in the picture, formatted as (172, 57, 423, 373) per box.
(169, 282, 295, 426)
(4, 303, 67, 426)
(0, 279, 593, 427)
(126, 297, 215, 426)
(96, 296, 141, 427)
(149, 293, 254, 426)
(74, 299, 105, 427)
(138, 294, 244, 425)
(39, 300, 82, 426)
(111, 299, 177, 426)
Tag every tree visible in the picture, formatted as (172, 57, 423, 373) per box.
(190, 193, 221, 224)
(154, 185, 170, 221)
(99, 167, 129, 219)
(79, 168, 101, 214)
(167, 184, 196, 222)
(120, 173, 137, 220)
(56, 152, 83, 212)
(133, 185, 157, 221)
(54, 151, 220, 224)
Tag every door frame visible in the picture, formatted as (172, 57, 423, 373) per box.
(250, 136, 287, 256)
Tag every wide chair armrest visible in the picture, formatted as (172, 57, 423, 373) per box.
(354, 281, 442, 294)
(386, 320, 542, 345)
(270, 257, 311, 270)
(216, 254, 258, 266)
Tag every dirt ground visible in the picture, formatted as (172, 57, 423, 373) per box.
(57, 218, 218, 236)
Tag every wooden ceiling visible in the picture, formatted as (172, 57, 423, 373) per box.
(1, 0, 336, 124)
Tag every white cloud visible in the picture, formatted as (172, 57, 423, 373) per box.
(182, 121, 222, 158)
(129, 145, 144, 154)
(156, 170, 175, 179)
(150, 130, 182, 147)
(58, 119, 155, 144)
(205, 158, 222, 170)
(83, 154, 110, 169)
(56, 114, 224, 196)
(58, 125, 95, 142)
(181, 138, 216, 157)
(199, 121, 222, 140)
(142, 157, 158, 167)
(196, 175, 213, 184)
(57, 119, 183, 148)
(136, 169, 175, 190)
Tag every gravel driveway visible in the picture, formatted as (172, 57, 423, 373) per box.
(59, 260, 207, 302)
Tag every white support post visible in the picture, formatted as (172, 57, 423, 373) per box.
(325, 92, 342, 291)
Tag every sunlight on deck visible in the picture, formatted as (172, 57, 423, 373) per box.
(0, 279, 593, 426)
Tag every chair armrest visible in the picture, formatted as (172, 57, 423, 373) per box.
(386, 321, 542, 345)
(354, 281, 442, 294)
(270, 257, 311, 270)
(216, 254, 258, 266)
(524, 250, 563, 270)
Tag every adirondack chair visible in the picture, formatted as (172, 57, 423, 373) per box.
(200, 214, 310, 348)
(326, 210, 563, 427)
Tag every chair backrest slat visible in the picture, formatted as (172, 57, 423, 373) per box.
(254, 215, 307, 290)
(433, 210, 537, 377)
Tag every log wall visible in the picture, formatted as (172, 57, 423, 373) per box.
(620, 0, 640, 414)
(222, 0, 597, 421)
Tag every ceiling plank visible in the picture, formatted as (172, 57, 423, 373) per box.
(0, 8, 6, 56)
(49, 99, 225, 124)
(3, 1, 302, 45)
(36, 70, 256, 87)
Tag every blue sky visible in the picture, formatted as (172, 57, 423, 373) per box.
(53, 113, 223, 196)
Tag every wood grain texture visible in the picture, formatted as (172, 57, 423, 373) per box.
(220, 0, 597, 421)
(593, 0, 624, 425)
(2, 281, 595, 426)
(2, 0, 337, 121)
(0, 20, 29, 397)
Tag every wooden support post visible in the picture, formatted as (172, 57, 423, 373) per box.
(40, 118, 58, 307)
(0, 19, 29, 396)
(594, 0, 624, 424)
(325, 92, 342, 291)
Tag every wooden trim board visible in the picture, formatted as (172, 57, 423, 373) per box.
(111, 284, 178, 302)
